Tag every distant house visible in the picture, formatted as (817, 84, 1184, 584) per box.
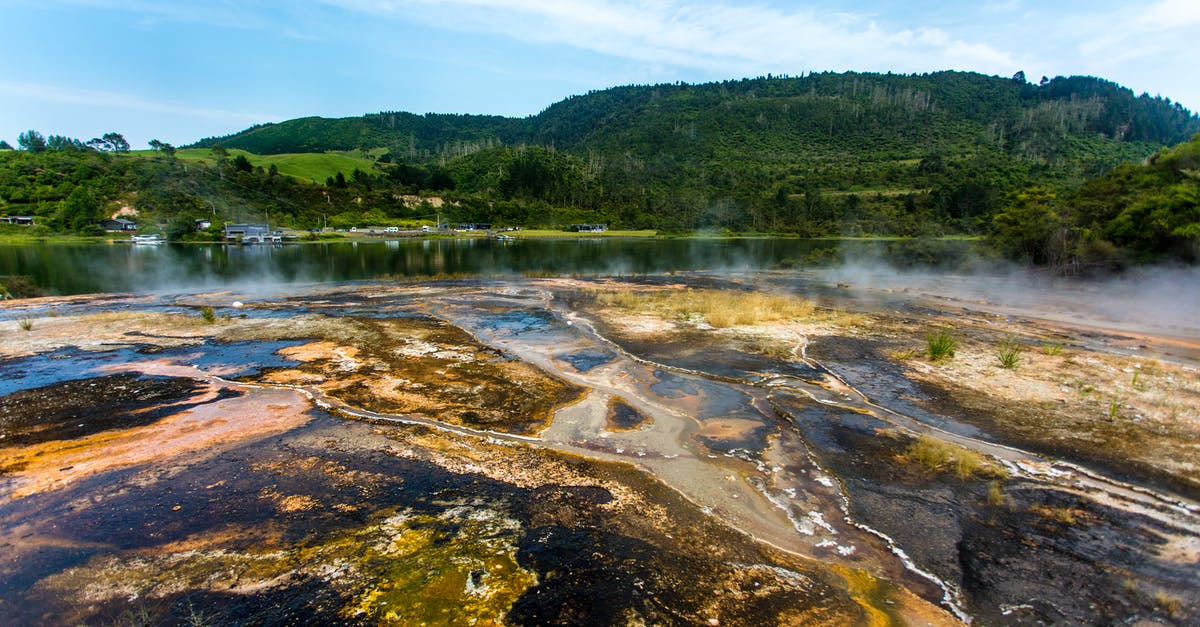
(100, 218, 138, 232)
(568, 224, 608, 233)
(0, 216, 35, 226)
(224, 223, 278, 243)
(195, 219, 212, 231)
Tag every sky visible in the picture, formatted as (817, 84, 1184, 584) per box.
(2, 0, 1198, 149)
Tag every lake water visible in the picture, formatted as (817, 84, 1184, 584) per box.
(0, 237, 975, 295)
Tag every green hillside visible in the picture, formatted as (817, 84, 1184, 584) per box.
(2, 70, 1198, 267)
(160, 148, 382, 183)
(992, 132, 1200, 269)
(184, 71, 1197, 235)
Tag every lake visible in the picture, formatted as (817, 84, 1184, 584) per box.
(0, 237, 977, 295)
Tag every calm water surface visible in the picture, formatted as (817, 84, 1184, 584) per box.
(0, 238, 972, 295)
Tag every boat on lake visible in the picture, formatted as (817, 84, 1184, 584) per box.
(130, 234, 165, 245)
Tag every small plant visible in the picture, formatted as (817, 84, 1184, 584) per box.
(1153, 590, 1182, 618)
(987, 480, 1005, 506)
(199, 306, 216, 324)
(996, 340, 1022, 369)
(18, 318, 33, 331)
(1031, 504, 1079, 525)
(1042, 341, 1064, 356)
(186, 599, 212, 627)
(926, 329, 957, 361)
(1108, 398, 1120, 421)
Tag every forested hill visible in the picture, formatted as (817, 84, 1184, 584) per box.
(193, 72, 1197, 161)
(3, 71, 1197, 267)
(181, 71, 1199, 237)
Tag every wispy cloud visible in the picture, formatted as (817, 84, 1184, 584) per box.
(320, 0, 1019, 75)
(0, 81, 280, 123)
(38, 0, 269, 30)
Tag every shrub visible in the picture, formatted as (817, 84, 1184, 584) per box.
(926, 329, 957, 361)
(200, 306, 216, 324)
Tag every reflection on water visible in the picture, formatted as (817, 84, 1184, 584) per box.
(0, 238, 976, 295)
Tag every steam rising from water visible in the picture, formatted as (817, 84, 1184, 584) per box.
(819, 262, 1200, 338)
(3, 239, 1196, 341)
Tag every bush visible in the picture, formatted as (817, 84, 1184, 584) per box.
(200, 306, 216, 324)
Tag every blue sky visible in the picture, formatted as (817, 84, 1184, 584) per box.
(2, 0, 1198, 149)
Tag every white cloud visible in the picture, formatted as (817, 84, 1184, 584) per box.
(1136, 0, 1200, 30)
(319, 0, 1019, 76)
(0, 81, 279, 123)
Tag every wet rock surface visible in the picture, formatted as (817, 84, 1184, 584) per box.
(573, 276, 1200, 625)
(1, 276, 1197, 625)
(0, 414, 864, 626)
(773, 393, 1196, 624)
(0, 373, 215, 448)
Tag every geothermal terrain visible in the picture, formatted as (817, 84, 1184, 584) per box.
(1, 272, 1197, 625)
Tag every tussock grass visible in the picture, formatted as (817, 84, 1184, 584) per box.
(1154, 590, 1183, 618)
(1042, 341, 1064, 356)
(925, 329, 957, 361)
(595, 289, 815, 328)
(520, 269, 559, 278)
(901, 434, 1005, 480)
(987, 480, 1006, 506)
(18, 318, 34, 331)
(996, 339, 1022, 369)
(1030, 504, 1080, 525)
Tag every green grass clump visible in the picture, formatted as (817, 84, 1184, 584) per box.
(18, 318, 34, 331)
(200, 306, 216, 324)
(996, 340, 1022, 369)
(1042, 341, 1064, 356)
(926, 329, 957, 361)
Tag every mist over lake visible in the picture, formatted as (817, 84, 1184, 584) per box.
(0, 237, 982, 295)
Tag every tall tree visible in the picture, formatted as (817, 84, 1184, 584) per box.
(54, 186, 103, 232)
(211, 144, 229, 180)
(47, 135, 88, 151)
(102, 132, 130, 152)
(148, 139, 176, 158)
(17, 130, 46, 153)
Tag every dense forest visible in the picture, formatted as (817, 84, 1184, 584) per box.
(1, 71, 1198, 267)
